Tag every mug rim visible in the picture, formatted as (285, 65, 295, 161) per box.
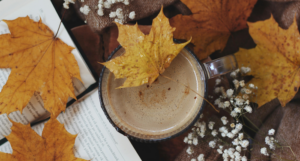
(98, 41, 208, 142)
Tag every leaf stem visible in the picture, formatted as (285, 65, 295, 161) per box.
(54, 10, 67, 38)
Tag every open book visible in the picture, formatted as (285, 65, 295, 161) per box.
(0, 0, 141, 160)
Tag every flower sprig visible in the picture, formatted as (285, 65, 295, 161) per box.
(183, 67, 296, 161)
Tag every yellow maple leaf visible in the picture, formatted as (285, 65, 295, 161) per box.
(0, 17, 81, 118)
(170, 0, 257, 60)
(235, 16, 300, 107)
(0, 118, 87, 161)
(102, 8, 190, 88)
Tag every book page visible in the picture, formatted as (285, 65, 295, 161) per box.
(0, 90, 141, 161)
(0, 0, 96, 139)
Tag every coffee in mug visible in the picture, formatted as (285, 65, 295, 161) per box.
(100, 47, 207, 141)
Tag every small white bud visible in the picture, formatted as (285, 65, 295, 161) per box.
(97, 9, 104, 16)
(216, 78, 221, 85)
(80, 5, 91, 15)
(109, 12, 116, 18)
(104, 2, 111, 8)
(129, 11, 136, 19)
(268, 129, 275, 135)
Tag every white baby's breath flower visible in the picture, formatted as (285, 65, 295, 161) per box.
(239, 80, 245, 87)
(231, 111, 238, 117)
(240, 88, 246, 95)
(208, 121, 215, 130)
(224, 101, 230, 108)
(269, 143, 276, 150)
(230, 71, 237, 78)
(218, 102, 225, 109)
(234, 151, 240, 158)
(235, 98, 244, 106)
(242, 94, 249, 100)
(221, 116, 228, 125)
(226, 89, 234, 97)
(216, 78, 221, 85)
(200, 122, 206, 133)
(232, 138, 239, 145)
(123, 0, 129, 5)
(109, 11, 116, 18)
(220, 87, 227, 98)
(240, 140, 249, 148)
(260, 147, 269, 156)
(98, 0, 104, 4)
(217, 149, 223, 154)
(80, 5, 91, 15)
(214, 87, 221, 93)
(212, 130, 218, 137)
(186, 146, 194, 154)
(219, 145, 224, 150)
(191, 159, 196, 161)
(249, 83, 255, 88)
(214, 98, 221, 105)
(265, 136, 271, 144)
(114, 18, 123, 24)
(268, 129, 275, 135)
(231, 129, 238, 135)
(97, 9, 104, 16)
(223, 149, 228, 154)
(244, 105, 252, 113)
(227, 132, 234, 139)
(236, 146, 242, 152)
(219, 126, 228, 133)
(197, 154, 205, 161)
(235, 123, 243, 131)
(188, 132, 193, 139)
(221, 133, 226, 137)
(63, 0, 76, 9)
(104, 1, 111, 8)
(129, 11, 136, 19)
(116, 8, 123, 18)
(241, 156, 247, 161)
(228, 148, 235, 156)
(193, 138, 198, 145)
(244, 100, 249, 105)
(245, 89, 252, 94)
(233, 79, 239, 89)
(238, 133, 244, 140)
(241, 67, 251, 74)
(188, 140, 192, 145)
(234, 107, 242, 113)
(183, 137, 188, 143)
(63, 3, 70, 9)
(230, 123, 235, 128)
(199, 132, 205, 138)
(209, 140, 216, 148)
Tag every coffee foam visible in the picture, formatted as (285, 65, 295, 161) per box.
(103, 49, 205, 139)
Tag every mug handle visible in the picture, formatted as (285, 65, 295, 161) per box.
(203, 55, 237, 79)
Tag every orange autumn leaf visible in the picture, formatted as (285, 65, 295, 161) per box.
(235, 16, 300, 107)
(170, 0, 257, 60)
(101, 8, 190, 88)
(0, 17, 81, 118)
(0, 118, 87, 161)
